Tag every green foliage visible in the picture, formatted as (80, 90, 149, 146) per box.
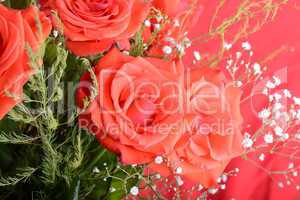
(0, 32, 144, 200)
(0, 131, 39, 144)
(130, 29, 145, 57)
(0, 167, 36, 187)
(2, 0, 36, 9)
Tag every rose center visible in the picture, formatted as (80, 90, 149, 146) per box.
(127, 98, 157, 126)
(93, 0, 110, 10)
(75, 0, 111, 12)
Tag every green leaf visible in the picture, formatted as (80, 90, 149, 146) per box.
(0, 132, 39, 144)
(0, 167, 36, 187)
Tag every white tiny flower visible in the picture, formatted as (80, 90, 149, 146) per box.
(198, 184, 203, 191)
(274, 111, 281, 119)
(259, 109, 271, 119)
(242, 133, 253, 148)
(110, 187, 116, 192)
(227, 59, 233, 67)
(264, 133, 274, 144)
(253, 63, 262, 75)
(221, 174, 228, 182)
(235, 168, 240, 173)
(293, 97, 300, 105)
(262, 88, 269, 95)
(297, 185, 300, 191)
(293, 171, 298, 177)
(273, 102, 282, 111)
(208, 188, 219, 195)
(130, 186, 139, 196)
(175, 167, 183, 174)
(163, 46, 172, 55)
(154, 23, 161, 30)
(242, 41, 251, 50)
(273, 93, 282, 101)
(236, 52, 242, 59)
(193, 51, 201, 61)
(155, 174, 161, 179)
(53, 30, 59, 38)
(175, 176, 184, 186)
(295, 133, 300, 139)
(224, 42, 232, 50)
(144, 20, 151, 27)
(269, 94, 274, 102)
(270, 120, 276, 126)
(236, 81, 243, 87)
(217, 177, 222, 183)
(281, 133, 289, 141)
(92, 167, 100, 173)
(232, 66, 238, 73)
(220, 184, 226, 190)
(283, 89, 292, 98)
(278, 182, 284, 188)
(266, 81, 276, 89)
(259, 153, 265, 161)
(154, 156, 163, 164)
(272, 76, 281, 86)
(184, 40, 192, 48)
(174, 19, 180, 27)
(288, 162, 294, 169)
(274, 126, 283, 136)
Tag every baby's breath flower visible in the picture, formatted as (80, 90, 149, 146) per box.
(130, 186, 139, 196)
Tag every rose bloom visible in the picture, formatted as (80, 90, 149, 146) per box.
(43, 0, 151, 56)
(76, 48, 186, 164)
(77, 48, 244, 187)
(146, 67, 244, 188)
(0, 5, 51, 120)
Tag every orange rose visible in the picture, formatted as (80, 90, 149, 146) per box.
(0, 5, 51, 120)
(77, 48, 244, 187)
(148, 67, 244, 188)
(76, 48, 186, 164)
(46, 0, 151, 56)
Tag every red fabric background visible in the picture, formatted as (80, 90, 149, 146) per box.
(184, 1, 300, 199)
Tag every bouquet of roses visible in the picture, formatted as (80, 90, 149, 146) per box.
(0, 0, 300, 199)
